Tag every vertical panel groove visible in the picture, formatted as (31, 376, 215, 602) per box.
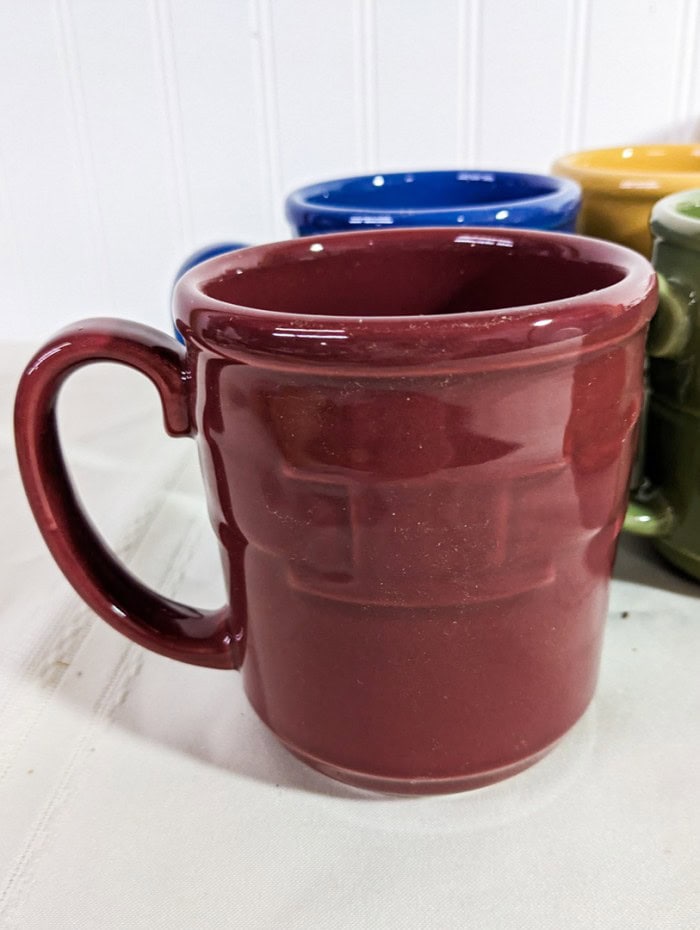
(455, 0, 468, 162)
(456, 0, 482, 164)
(352, 0, 365, 168)
(466, 0, 482, 164)
(563, 0, 590, 151)
(53, 0, 113, 311)
(248, 0, 274, 236)
(8, 0, 700, 339)
(672, 0, 700, 138)
(364, 0, 378, 167)
(149, 0, 194, 248)
(252, 0, 284, 236)
(354, 0, 377, 169)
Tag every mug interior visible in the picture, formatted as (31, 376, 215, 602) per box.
(555, 145, 700, 187)
(304, 171, 561, 211)
(202, 235, 626, 318)
(675, 197, 700, 220)
(650, 188, 700, 250)
(578, 145, 700, 172)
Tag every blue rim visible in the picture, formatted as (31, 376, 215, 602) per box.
(285, 170, 581, 234)
(173, 242, 249, 281)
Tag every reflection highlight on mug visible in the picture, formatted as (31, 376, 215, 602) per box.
(14, 227, 657, 796)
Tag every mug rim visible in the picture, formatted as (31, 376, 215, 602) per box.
(651, 187, 700, 251)
(285, 169, 580, 228)
(553, 144, 700, 196)
(174, 226, 656, 373)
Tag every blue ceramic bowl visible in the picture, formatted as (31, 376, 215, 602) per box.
(285, 170, 581, 236)
(172, 242, 247, 343)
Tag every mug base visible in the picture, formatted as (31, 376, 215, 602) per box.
(281, 739, 559, 796)
(654, 539, 700, 582)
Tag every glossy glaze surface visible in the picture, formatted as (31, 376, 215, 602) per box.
(172, 242, 248, 344)
(627, 191, 700, 580)
(553, 145, 700, 257)
(14, 320, 237, 668)
(286, 170, 581, 236)
(15, 228, 656, 793)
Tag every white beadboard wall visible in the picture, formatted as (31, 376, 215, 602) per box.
(1, 0, 699, 339)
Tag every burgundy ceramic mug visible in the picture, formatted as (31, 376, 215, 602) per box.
(14, 228, 656, 794)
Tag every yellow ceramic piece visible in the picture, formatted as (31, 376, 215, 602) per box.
(552, 145, 700, 257)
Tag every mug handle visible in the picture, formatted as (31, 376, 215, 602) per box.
(14, 318, 237, 669)
(623, 274, 690, 539)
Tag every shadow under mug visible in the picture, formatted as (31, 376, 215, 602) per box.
(553, 145, 700, 258)
(623, 189, 700, 581)
(15, 228, 656, 795)
(285, 169, 581, 236)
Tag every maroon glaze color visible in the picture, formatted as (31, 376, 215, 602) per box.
(15, 228, 657, 794)
(14, 322, 236, 668)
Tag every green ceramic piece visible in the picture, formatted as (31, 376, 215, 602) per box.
(625, 190, 700, 581)
(675, 197, 700, 221)
(623, 487, 676, 537)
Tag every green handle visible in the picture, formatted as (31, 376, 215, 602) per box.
(624, 273, 688, 538)
(624, 488, 675, 538)
(646, 273, 691, 359)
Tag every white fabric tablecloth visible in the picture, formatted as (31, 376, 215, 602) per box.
(1, 342, 698, 929)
